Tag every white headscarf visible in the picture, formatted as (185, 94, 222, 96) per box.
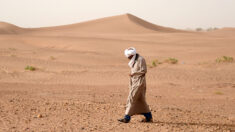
(124, 47, 137, 68)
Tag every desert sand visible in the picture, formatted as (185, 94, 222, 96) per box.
(0, 13, 235, 131)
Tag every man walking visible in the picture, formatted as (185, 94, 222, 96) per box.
(118, 47, 152, 123)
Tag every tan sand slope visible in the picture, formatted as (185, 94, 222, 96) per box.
(1, 14, 185, 36)
(34, 13, 184, 34)
(211, 27, 235, 33)
(0, 22, 26, 34)
(207, 27, 235, 37)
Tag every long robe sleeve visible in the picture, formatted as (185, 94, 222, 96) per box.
(131, 57, 147, 77)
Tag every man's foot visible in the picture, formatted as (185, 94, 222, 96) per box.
(141, 118, 153, 123)
(118, 118, 130, 123)
(141, 112, 153, 123)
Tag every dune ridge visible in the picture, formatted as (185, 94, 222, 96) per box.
(35, 13, 184, 33)
(125, 13, 184, 33)
(0, 22, 26, 34)
(1, 14, 185, 35)
(1, 14, 235, 35)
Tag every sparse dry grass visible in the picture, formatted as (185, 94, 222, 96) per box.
(216, 56, 234, 63)
(9, 48, 16, 51)
(164, 58, 178, 64)
(214, 91, 224, 95)
(25, 65, 36, 71)
(148, 58, 178, 68)
(50, 56, 56, 60)
(10, 54, 16, 57)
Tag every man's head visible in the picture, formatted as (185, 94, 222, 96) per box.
(124, 47, 136, 60)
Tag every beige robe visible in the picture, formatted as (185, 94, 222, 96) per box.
(125, 54, 151, 116)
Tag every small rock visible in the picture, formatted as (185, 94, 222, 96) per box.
(37, 114, 42, 118)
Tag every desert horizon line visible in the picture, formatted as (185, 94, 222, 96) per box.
(1, 13, 234, 30)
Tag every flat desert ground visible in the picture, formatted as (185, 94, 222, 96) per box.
(0, 14, 235, 131)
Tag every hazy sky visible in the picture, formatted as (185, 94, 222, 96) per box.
(1, 0, 235, 29)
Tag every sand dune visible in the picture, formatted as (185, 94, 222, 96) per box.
(1, 14, 185, 36)
(0, 14, 235, 131)
(33, 13, 184, 34)
(207, 27, 235, 37)
(33, 14, 183, 34)
(0, 22, 28, 34)
(212, 27, 235, 33)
